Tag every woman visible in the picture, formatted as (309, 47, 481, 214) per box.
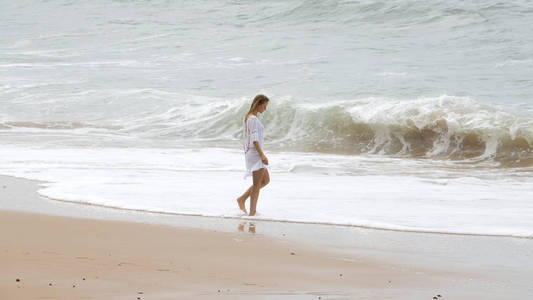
(236, 94, 270, 216)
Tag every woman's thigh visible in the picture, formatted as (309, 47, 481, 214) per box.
(252, 168, 266, 187)
(263, 169, 270, 185)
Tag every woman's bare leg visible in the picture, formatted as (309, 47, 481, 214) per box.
(237, 173, 269, 202)
(237, 192, 249, 214)
(249, 168, 266, 216)
(237, 169, 270, 214)
(263, 169, 270, 187)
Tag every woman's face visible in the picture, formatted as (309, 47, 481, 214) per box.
(258, 102, 268, 113)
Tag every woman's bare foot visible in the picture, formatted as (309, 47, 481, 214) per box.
(237, 197, 247, 214)
(249, 210, 256, 216)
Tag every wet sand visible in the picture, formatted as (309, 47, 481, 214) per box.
(1, 175, 532, 299)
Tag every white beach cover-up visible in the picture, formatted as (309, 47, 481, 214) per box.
(243, 115, 267, 178)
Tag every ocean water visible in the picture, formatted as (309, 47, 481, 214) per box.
(1, 0, 532, 237)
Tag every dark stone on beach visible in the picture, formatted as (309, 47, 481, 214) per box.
(16, 278, 20, 282)
(73, 285, 76, 288)
(433, 297, 438, 300)
(339, 273, 343, 277)
(437, 295, 442, 298)
(218, 289, 221, 292)
(290, 252, 295, 255)
(82, 277, 86, 281)
(388, 280, 391, 283)
(137, 297, 141, 300)
(138, 292, 143, 294)
(49, 283, 52, 286)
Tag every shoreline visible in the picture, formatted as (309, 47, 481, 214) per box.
(1, 174, 533, 299)
(39, 194, 533, 240)
(7, 173, 532, 240)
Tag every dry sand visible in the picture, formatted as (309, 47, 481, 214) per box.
(0, 212, 427, 299)
(0, 209, 437, 300)
(1, 175, 532, 299)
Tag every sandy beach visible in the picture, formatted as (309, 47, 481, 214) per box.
(3, 209, 392, 300)
(2, 1, 533, 299)
(1, 175, 532, 300)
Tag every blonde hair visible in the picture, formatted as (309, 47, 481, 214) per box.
(245, 94, 269, 123)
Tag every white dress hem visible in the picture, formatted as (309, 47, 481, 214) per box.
(243, 115, 267, 179)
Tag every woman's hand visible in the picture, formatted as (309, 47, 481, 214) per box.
(261, 154, 269, 165)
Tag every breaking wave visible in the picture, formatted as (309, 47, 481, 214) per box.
(2, 95, 532, 167)
(130, 95, 532, 167)
(259, 96, 533, 167)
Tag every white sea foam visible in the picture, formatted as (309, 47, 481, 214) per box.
(1, 95, 531, 165)
(0, 146, 532, 238)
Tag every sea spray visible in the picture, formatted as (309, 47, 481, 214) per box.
(1, 95, 532, 167)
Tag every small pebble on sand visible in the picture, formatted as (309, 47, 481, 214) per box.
(49, 283, 52, 286)
(433, 297, 438, 300)
(16, 278, 20, 282)
(291, 252, 295, 255)
(437, 295, 442, 298)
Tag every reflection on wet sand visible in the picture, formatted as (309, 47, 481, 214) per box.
(238, 222, 256, 234)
